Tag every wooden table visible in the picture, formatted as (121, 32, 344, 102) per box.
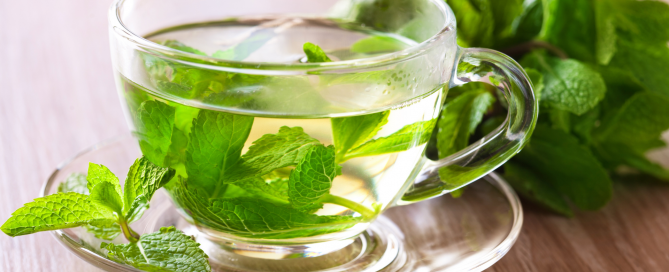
(3, 0, 669, 271)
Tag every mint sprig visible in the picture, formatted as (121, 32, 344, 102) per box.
(1, 157, 208, 272)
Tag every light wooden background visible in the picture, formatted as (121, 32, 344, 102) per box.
(3, 0, 669, 271)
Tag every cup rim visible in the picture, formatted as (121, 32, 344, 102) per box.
(108, 0, 455, 71)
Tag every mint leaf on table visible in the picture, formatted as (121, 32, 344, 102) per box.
(1, 192, 115, 237)
(303, 42, 332, 63)
(503, 162, 573, 217)
(436, 83, 495, 159)
(185, 110, 254, 196)
(136, 100, 176, 166)
(288, 145, 340, 213)
(343, 119, 436, 160)
(331, 111, 389, 162)
(520, 51, 605, 115)
(350, 36, 410, 54)
(103, 226, 211, 272)
(512, 125, 612, 210)
(594, 143, 669, 181)
(223, 126, 320, 185)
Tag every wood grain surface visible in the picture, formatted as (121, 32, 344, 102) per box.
(2, 0, 669, 271)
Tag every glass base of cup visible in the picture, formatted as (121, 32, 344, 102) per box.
(43, 135, 522, 272)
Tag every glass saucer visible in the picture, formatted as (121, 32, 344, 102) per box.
(42, 135, 522, 272)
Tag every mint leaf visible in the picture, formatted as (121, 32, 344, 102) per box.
(447, 0, 494, 47)
(513, 125, 612, 210)
(303, 42, 332, 63)
(123, 157, 176, 219)
(345, 119, 436, 160)
(86, 163, 122, 198)
(288, 145, 340, 213)
(224, 126, 320, 185)
(510, 0, 544, 43)
(185, 110, 254, 195)
(503, 162, 573, 216)
(594, 0, 617, 65)
(236, 172, 290, 205)
(540, 0, 596, 62)
(212, 28, 274, 61)
(136, 100, 176, 166)
(331, 111, 389, 162)
(350, 36, 409, 54)
(90, 181, 124, 215)
(103, 226, 211, 272)
(58, 173, 121, 240)
(1, 192, 115, 237)
(609, 40, 669, 98)
(595, 92, 669, 144)
(173, 179, 238, 232)
(521, 51, 605, 115)
(58, 173, 89, 195)
(436, 84, 495, 158)
(207, 197, 359, 239)
(160, 40, 207, 56)
(594, 142, 669, 181)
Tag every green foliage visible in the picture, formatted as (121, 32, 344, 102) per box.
(103, 226, 211, 272)
(444, 0, 669, 215)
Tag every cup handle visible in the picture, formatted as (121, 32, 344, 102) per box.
(399, 47, 538, 204)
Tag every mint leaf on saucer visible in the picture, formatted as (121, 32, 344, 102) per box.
(303, 42, 332, 63)
(185, 110, 254, 196)
(1, 192, 116, 237)
(436, 83, 495, 159)
(90, 181, 124, 215)
(103, 226, 211, 272)
(123, 157, 176, 222)
(58, 173, 89, 195)
(289, 145, 340, 213)
(86, 163, 122, 195)
(331, 111, 389, 162)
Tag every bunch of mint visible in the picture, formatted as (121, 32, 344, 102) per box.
(432, 0, 669, 216)
(1, 157, 212, 272)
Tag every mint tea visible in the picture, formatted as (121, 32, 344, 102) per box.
(116, 17, 446, 241)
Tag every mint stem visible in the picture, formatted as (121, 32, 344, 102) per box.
(319, 194, 377, 219)
(120, 220, 140, 243)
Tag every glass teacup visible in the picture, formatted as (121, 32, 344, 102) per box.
(108, 0, 537, 261)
